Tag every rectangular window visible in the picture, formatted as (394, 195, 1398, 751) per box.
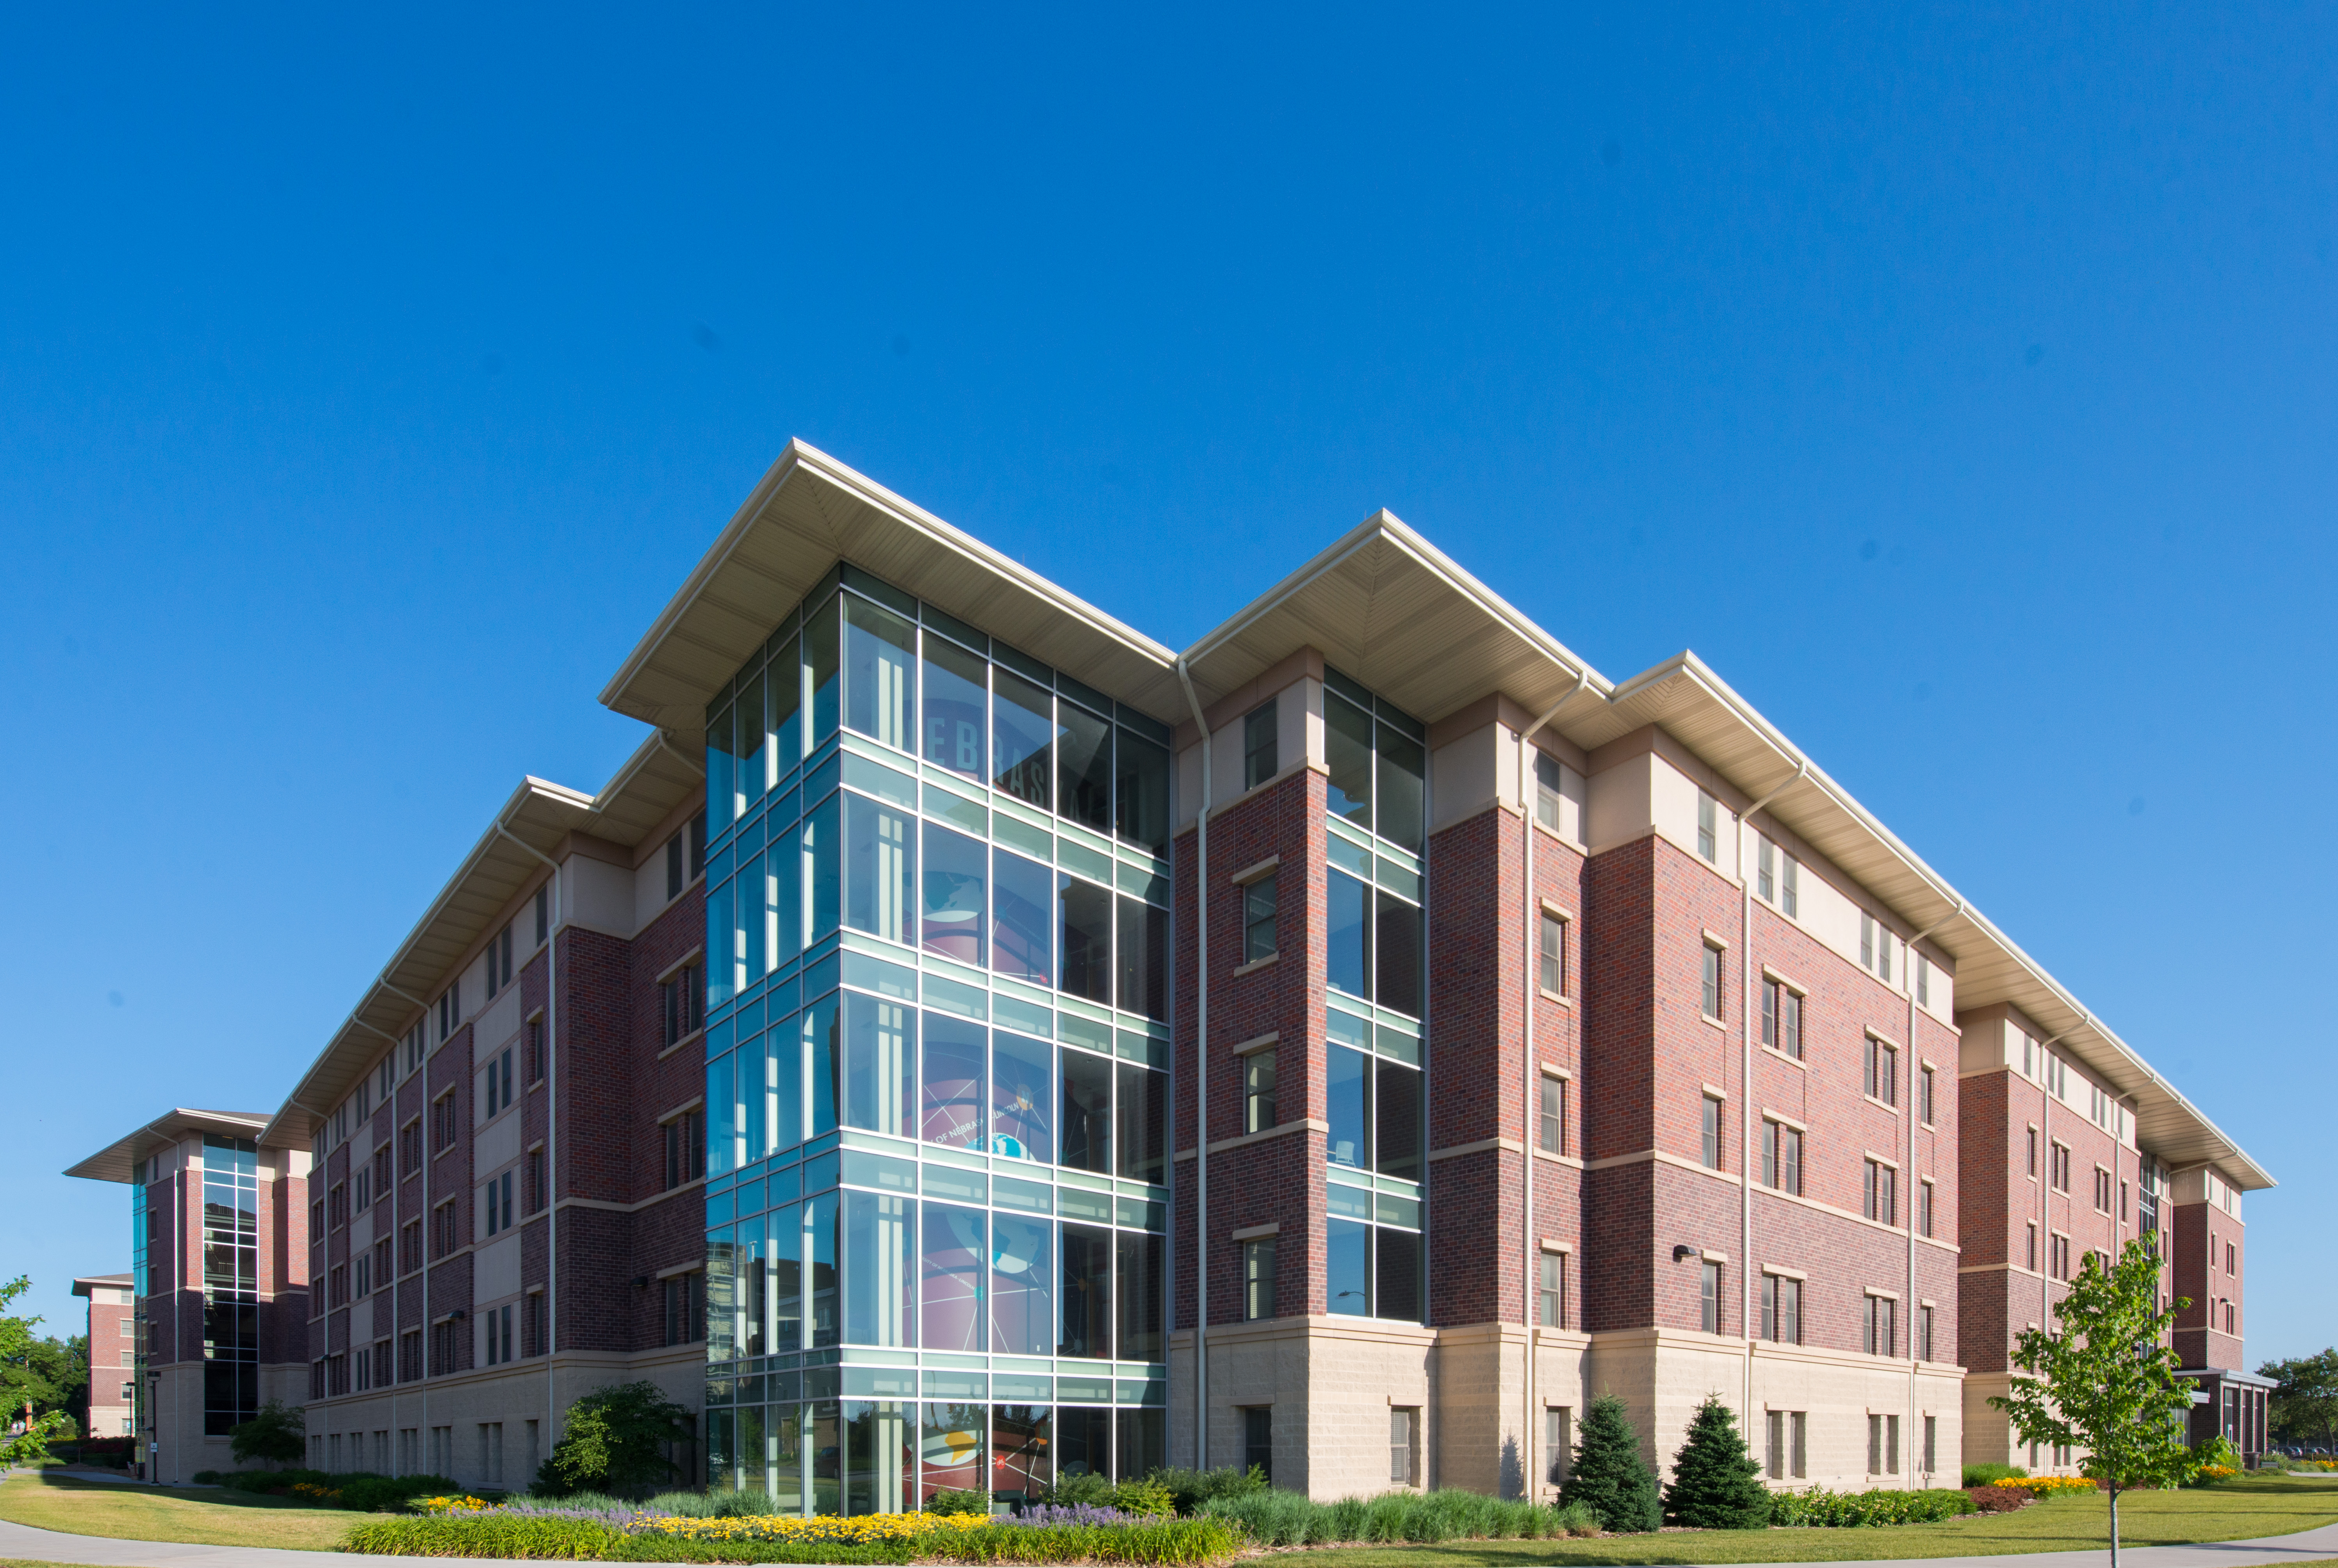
(535, 885, 550, 947)
(481, 1048, 512, 1118)
(1761, 1274, 1802, 1343)
(1244, 1049, 1276, 1135)
(1757, 837, 1774, 901)
(1919, 1065, 1935, 1125)
(1545, 1408, 1572, 1486)
(1919, 1304, 1935, 1362)
(527, 1019, 545, 1083)
(1534, 750, 1565, 833)
(662, 1273, 705, 1346)
(528, 1149, 545, 1213)
(1701, 943, 1724, 1019)
(1919, 1180, 1935, 1237)
(1916, 953, 1931, 1008)
(1864, 1295, 1896, 1357)
(2026, 1222, 2038, 1272)
(1699, 1261, 1722, 1333)
(665, 1112, 704, 1190)
(1390, 1408, 1419, 1487)
(433, 1093, 457, 1153)
(1242, 701, 1278, 789)
(1244, 872, 1278, 964)
(1696, 790, 1718, 861)
(1761, 1121, 1802, 1195)
(1538, 1252, 1565, 1328)
(1539, 910, 1566, 996)
(662, 964, 703, 1047)
(1863, 1160, 1897, 1225)
(1924, 1414, 1938, 1474)
(433, 1201, 457, 1260)
(2051, 1143, 2071, 1192)
(1243, 1407, 1272, 1483)
(2027, 1127, 2038, 1176)
(1243, 1239, 1276, 1321)
(1700, 1096, 1723, 1170)
(1782, 856, 1799, 917)
(1538, 1074, 1566, 1156)
(400, 1119, 421, 1177)
(1865, 1037, 1897, 1105)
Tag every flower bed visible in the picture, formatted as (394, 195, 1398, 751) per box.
(1997, 1475, 2100, 1497)
(1766, 1487, 1975, 1527)
(341, 1508, 1243, 1563)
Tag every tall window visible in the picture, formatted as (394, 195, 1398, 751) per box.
(664, 1112, 704, 1190)
(666, 813, 707, 900)
(1242, 701, 1278, 789)
(527, 1018, 545, 1083)
(2027, 1127, 2038, 1176)
(1863, 1159, 1898, 1224)
(1243, 1050, 1277, 1135)
(1243, 1240, 1276, 1321)
(662, 963, 703, 1047)
(1860, 912, 1893, 982)
(1761, 1274, 1801, 1342)
(1762, 1121, 1802, 1194)
(1864, 1037, 1897, 1105)
(1539, 910, 1566, 996)
(1390, 1407, 1420, 1486)
(2026, 1223, 2038, 1271)
(1545, 1408, 1572, 1486)
(1919, 1304, 1935, 1362)
(1700, 1261, 1723, 1333)
(2051, 1143, 2072, 1192)
(1782, 855, 1799, 917)
(1243, 872, 1278, 964)
(1700, 944, 1724, 1019)
(1534, 751, 1566, 833)
(1700, 1096, 1723, 1170)
(1864, 1295, 1896, 1357)
(1919, 1065, 1935, 1125)
(1915, 953, 1931, 1007)
(1767, 1410, 1807, 1479)
(1538, 1074, 1566, 1156)
(1243, 1407, 1272, 1483)
(662, 1273, 704, 1346)
(1919, 1180, 1935, 1237)
(1696, 790, 1718, 861)
(1538, 1252, 1565, 1327)
(481, 1048, 513, 1118)
(1756, 837, 1775, 900)
(1868, 1413, 1900, 1474)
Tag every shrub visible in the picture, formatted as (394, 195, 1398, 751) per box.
(192, 1470, 221, 1485)
(1551, 1500, 1601, 1537)
(1145, 1466, 1267, 1515)
(927, 1487, 993, 1516)
(1768, 1486, 1973, 1527)
(229, 1399, 307, 1467)
(344, 1513, 627, 1557)
(1559, 1395, 1661, 1533)
(1968, 1485, 2033, 1513)
(1964, 1462, 2029, 1487)
(1664, 1395, 1770, 1529)
(1038, 1474, 1173, 1518)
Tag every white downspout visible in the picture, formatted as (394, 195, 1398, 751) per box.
(494, 822, 561, 1475)
(1901, 900, 1961, 1486)
(1732, 764, 1805, 1437)
(1174, 658, 1212, 1470)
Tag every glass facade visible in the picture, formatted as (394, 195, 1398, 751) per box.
(701, 564, 1173, 1507)
(130, 1161, 150, 1454)
(1320, 668, 1426, 1323)
(200, 1135, 260, 1435)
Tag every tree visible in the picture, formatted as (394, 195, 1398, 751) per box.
(1991, 1237, 2196, 1568)
(230, 1400, 307, 1467)
(1664, 1395, 1770, 1528)
(538, 1381, 693, 1497)
(2262, 1350, 2338, 1451)
(0, 1278, 71, 1467)
(1560, 1394, 1663, 1534)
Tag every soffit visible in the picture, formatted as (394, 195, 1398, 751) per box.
(64, 1109, 271, 1185)
(600, 440, 1182, 737)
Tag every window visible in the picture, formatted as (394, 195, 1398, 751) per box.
(534, 884, 551, 947)
(527, 1292, 548, 1357)
(400, 1118, 422, 1177)
(1919, 1066, 1935, 1125)
(661, 964, 702, 1047)
(1915, 953, 1931, 1008)
(1868, 1412, 1900, 1474)
(2051, 1143, 2071, 1192)
(662, 1273, 705, 1346)
(1242, 702, 1278, 789)
(1538, 1074, 1566, 1156)
(1860, 912, 1893, 982)
(353, 1166, 370, 1213)
(1390, 1408, 1419, 1486)
(1700, 1096, 1723, 1170)
(1782, 856, 1799, 917)
(2049, 1232, 2071, 1281)
(666, 814, 709, 900)
(1699, 1261, 1723, 1333)
(353, 1252, 371, 1299)
(485, 923, 513, 998)
(328, 1182, 347, 1230)
(328, 1263, 347, 1307)
(482, 1303, 513, 1366)
(374, 1239, 392, 1290)
(1696, 790, 1718, 861)
(2026, 1223, 2038, 1272)
(1545, 1407, 1572, 1486)
(1864, 1295, 1896, 1357)
(1321, 668, 1426, 850)
(433, 1092, 458, 1153)
(2095, 1168, 2112, 1214)
(1919, 1304, 1935, 1362)
(2026, 1126, 2038, 1177)
(1242, 1406, 1273, 1482)
(399, 1330, 422, 1383)
(433, 1201, 458, 1260)
(527, 1018, 545, 1083)
(1243, 1239, 1276, 1321)
(1863, 1160, 1897, 1224)
(437, 981, 460, 1043)
(1761, 1121, 1802, 1194)
(1761, 1274, 1801, 1343)
(1534, 751, 1566, 833)
(1243, 1050, 1277, 1135)
(1864, 1037, 1897, 1105)
(1243, 872, 1278, 964)
(2226, 1241, 2236, 1274)
(664, 1112, 705, 1190)
(481, 1170, 513, 1237)
(1918, 1180, 1934, 1237)
(1538, 1252, 1565, 1327)
(1538, 910, 1566, 996)
(1766, 1410, 1807, 1479)
(481, 1048, 513, 1119)
(1760, 979, 1803, 1056)
(1756, 837, 1775, 901)
(528, 1149, 546, 1214)
(399, 1220, 422, 1275)
(1700, 943, 1724, 1019)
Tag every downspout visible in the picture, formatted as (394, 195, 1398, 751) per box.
(1732, 764, 1805, 1437)
(1902, 900, 1961, 1485)
(494, 822, 561, 1469)
(1174, 657, 1212, 1470)
(1517, 670, 1587, 1499)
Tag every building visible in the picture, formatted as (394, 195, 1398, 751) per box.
(63, 1110, 306, 1483)
(72, 1274, 137, 1439)
(66, 440, 2274, 1498)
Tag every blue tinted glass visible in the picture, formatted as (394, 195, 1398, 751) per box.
(922, 1204, 987, 1353)
(805, 995, 839, 1139)
(804, 596, 839, 746)
(922, 635, 988, 779)
(764, 1024, 802, 1157)
(991, 1031, 1053, 1164)
(922, 1012, 986, 1148)
(1328, 1217, 1371, 1317)
(922, 823, 987, 966)
(843, 1190, 914, 1348)
(840, 991, 915, 1139)
(708, 879, 738, 1011)
(844, 793, 916, 947)
(1327, 1046, 1369, 1170)
(990, 1212, 1053, 1356)
(1326, 870, 1369, 1000)
(843, 596, 916, 752)
(707, 1054, 735, 1177)
(992, 671, 1053, 811)
(804, 794, 840, 945)
(807, 1191, 839, 1349)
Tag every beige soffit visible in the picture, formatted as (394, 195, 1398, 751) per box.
(599, 439, 1182, 736)
(257, 732, 700, 1153)
(65, 1109, 271, 1185)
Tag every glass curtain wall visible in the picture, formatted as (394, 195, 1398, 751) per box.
(1319, 669, 1427, 1324)
(701, 564, 1173, 1509)
(200, 1136, 260, 1434)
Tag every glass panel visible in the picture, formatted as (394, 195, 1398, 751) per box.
(1375, 891, 1421, 1017)
(770, 628, 803, 772)
(1376, 725, 1424, 851)
(992, 851, 1053, 984)
(839, 992, 914, 1139)
(1115, 1230, 1163, 1361)
(921, 1012, 986, 1148)
(707, 877, 738, 1010)
(764, 1021, 800, 1157)
(921, 1204, 987, 1353)
(1058, 874, 1112, 1003)
(1114, 731, 1169, 852)
(1116, 1408, 1164, 1481)
(991, 1031, 1053, 1163)
(921, 635, 988, 780)
(1115, 1063, 1166, 1184)
(1376, 1228, 1422, 1322)
(990, 1212, 1053, 1356)
(806, 994, 839, 1139)
(992, 671, 1053, 811)
(1327, 870, 1370, 1000)
(706, 1225, 737, 1360)
(843, 596, 916, 751)
(921, 1401, 985, 1503)
(763, 840, 801, 977)
(804, 794, 840, 947)
(1325, 696, 1374, 829)
(804, 596, 840, 748)
(843, 1191, 914, 1348)
(992, 1404, 1051, 1502)
(807, 1192, 839, 1349)
(1060, 1222, 1113, 1360)
(739, 669, 769, 804)
(1057, 701, 1112, 832)
(1058, 1406, 1111, 1481)
(921, 823, 987, 966)
(1328, 1217, 1370, 1317)
(1060, 1049, 1114, 1174)
(770, 1402, 806, 1515)
(707, 700, 735, 827)
(770, 1203, 803, 1354)
(810, 1401, 842, 1514)
(708, 1052, 737, 1177)
(1328, 1045, 1370, 1170)
(1375, 1061, 1422, 1181)
(845, 793, 915, 947)
(1115, 896, 1167, 1021)
(843, 1399, 910, 1515)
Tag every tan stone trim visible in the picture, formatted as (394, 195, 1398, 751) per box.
(1759, 965, 1807, 995)
(1762, 1264, 1807, 1280)
(556, 1178, 703, 1216)
(1231, 1223, 1280, 1241)
(1702, 928, 1731, 949)
(1540, 1238, 1572, 1254)
(656, 1260, 700, 1280)
(1229, 855, 1280, 887)
(656, 946, 706, 985)
(658, 1096, 705, 1125)
(1762, 1109, 1808, 1133)
(1702, 1082, 1727, 1101)
(1230, 1031, 1280, 1056)
(1229, 952, 1281, 979)
(1173, 1118, 1329, 1160)
(1428, 1136, 1524, 1162)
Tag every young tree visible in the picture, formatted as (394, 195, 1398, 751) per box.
(230, 1400, 307, 1467)
(2261, 1349, 2338, 1451)
(1560, 1394, 1663, 1533)
(538, 1381, 693, 1497)
(0, 1278, 71, 1467)
(1664, 1395, 1770, 1528)
(1991, 1237, 2196, 1568)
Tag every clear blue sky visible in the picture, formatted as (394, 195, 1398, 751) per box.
(5, 5, 2332, 1363)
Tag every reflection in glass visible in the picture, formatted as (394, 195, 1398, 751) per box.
(1377, 725, 1425, 851)
(845, 793, 914, 946)
(739, 669, 769, 804)
(706, 1225, 736, 1360)
(1059, 876, 1112, 1003)
(921, 1401, 985, 1502)
(1057, 702, 1112, 832)
(1375, 1061, 1422, 1182)
(990, 1212, 1053, 1355)
(1060, 1050, 1113, 1174)
(843, 1191, 913, 1348)
(1058, 1406, 1111, 1479)
(1327, 871, 1369, 1000)
(922, 636, 988, 779)
(764, 1026, 801, 1158)
(808, 1191, 839, 1349)
(1115, 896, 1166, 1020)
(921, 1013, 985, 1148)
(1060, 1223, 1112, 1360)
(1114, 732, 1169, 852)
(1117, 1064, 1165, 1184)
(804, 596, 840, 747)
(991, 1404, 1051, 1500)
(1116, 1231, 1163, 1360)
(922, 824, 986, 965)
(770, 632, 802, 773)
(921, 1205, 986, 1352)
(840, 992, 913, 1138)
(1376, 890, 1420, 1016)
(843, 596, 916, 751)
(844, 1400, 910, 1515)
(1377, 1227, 1422, 1323)
(770, 1403, 806, 1515)
(708, 699, 735, 824)
(806, 995, 838, 1139)
(1116, 1409, 1164, 1481)
(1327, 1046, 1370, 1170)
(1325, 696, 1374, 828)
(991, 1032, 1053, 1163)
(763, 827, 801, 976)
(804, 794, 840, 948)
(811, 1400, 841, 1514)
(992, 672, 1053, 810)
(1328, 1217, 1371, 1317)
(770, 1203, 803, 1353)
(740, 1404, 767, 1502)
(992, 851, 1051, 984)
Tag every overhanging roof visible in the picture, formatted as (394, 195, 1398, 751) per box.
(65, 1109, 271, 1185)
(73, 1274, 134, 1294)
(600, 439, 1182, 736)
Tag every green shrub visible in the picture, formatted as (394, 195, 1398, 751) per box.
(192, 1470, 221, 1485)
(344, 1513, 627, 1558)
(229, 1400, 307, 1467)
(1559, 1395, 1661, 1533)
(643, 1488, 781, 1518)
(1664, 1395, 1770, 1528)
(538, 1381, 695, 1498)
(344, 1514, 1244, 1563)
(1145, 1465, 1267, 1515)
(1963, 1462, 2029, 1487)
(1768, 1486, 1975, 1527)
(927, 1486, 993, 1515)
(1551, 1499, 1601, 1537)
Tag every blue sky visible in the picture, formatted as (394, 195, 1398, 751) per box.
(4, 5, 2332, 1362)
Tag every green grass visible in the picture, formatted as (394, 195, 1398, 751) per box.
(1287, 1477, 2338, 1566)
(0, 1471, 353, 1551)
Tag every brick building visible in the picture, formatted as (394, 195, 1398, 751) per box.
(66, 440, 2275, 1497)
(73, 1274, 137, 1439)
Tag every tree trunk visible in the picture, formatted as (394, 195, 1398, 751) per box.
(2108, 1481, 2121, 1568)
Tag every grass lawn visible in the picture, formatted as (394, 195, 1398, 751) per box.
(0, 1472, 351, 1551)
(1286, 1478, 2338, 1567)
